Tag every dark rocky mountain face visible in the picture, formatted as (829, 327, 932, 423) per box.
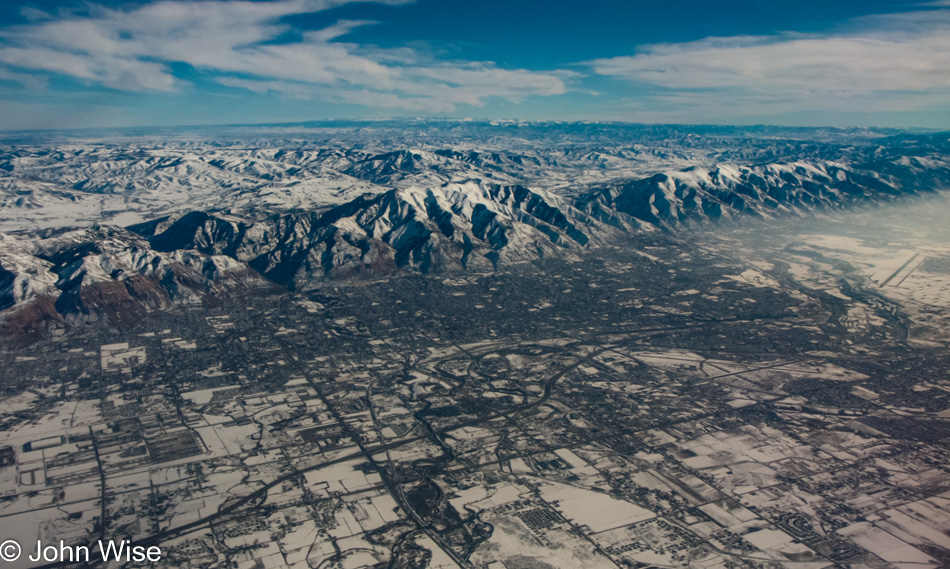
(132, 182, 613, 290)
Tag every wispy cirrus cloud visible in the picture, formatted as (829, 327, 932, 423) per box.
(0, 0, 566, 111)
(587, 8, 950, 120)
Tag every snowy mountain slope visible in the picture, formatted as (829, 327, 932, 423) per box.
(0, 233, 58, 310)
(0, 125, 722, 231)
(578, 158, 950, 230)
(0, 145, 393, 231)
(131, 181, 616, 289)
(0, 225, 272, 341)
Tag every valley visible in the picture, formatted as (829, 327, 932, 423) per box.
(1, 122, 950, 569)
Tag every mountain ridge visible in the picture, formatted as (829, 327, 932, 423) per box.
(130, 181, 614, 289)
(2, 124, 949, 340)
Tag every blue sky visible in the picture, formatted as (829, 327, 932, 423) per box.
(0, 0, 948, 130)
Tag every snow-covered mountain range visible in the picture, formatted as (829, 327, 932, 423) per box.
(128, 182, 614, 289)
(2, 121, 948, 336)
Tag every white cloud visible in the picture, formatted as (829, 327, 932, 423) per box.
(0, 63, 48, 90)
(587, 8, 950, 118)
(0, 0, 566, 112)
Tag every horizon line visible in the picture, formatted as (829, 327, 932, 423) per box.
(0, 117, 947, 137)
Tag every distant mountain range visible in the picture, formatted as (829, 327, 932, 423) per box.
(2, 122, 949, 338)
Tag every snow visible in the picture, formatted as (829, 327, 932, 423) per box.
(538, 482, 655, 533)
